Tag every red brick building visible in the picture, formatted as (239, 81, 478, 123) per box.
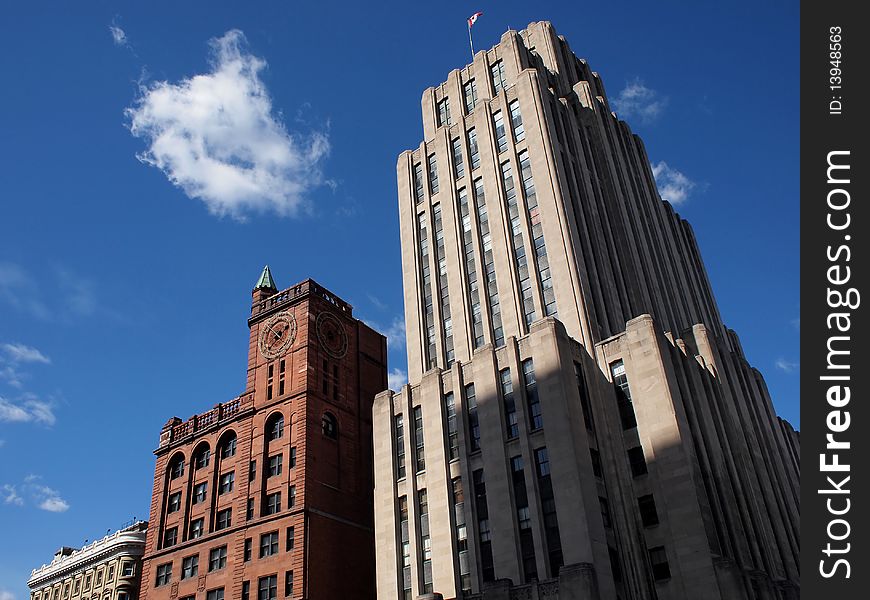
(140, 270, 387, 600)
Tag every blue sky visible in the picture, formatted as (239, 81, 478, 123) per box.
(0, 1, 798, 594)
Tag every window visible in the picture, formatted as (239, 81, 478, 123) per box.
(399, 496, 412, 599)
(242, 582, 250, 600)
(491, 60, 506, 94)
(452, 137, 464, 179)
(628, 446, 648, 476)
(535, 447, 563, 575)
(590, 448, 603, 478)
(288, 485, 297, 507)
(436, 97, 451, 126)
(289, 447, 297, 468)
(268, 363, 274, 400)
(638, 494, 660, 527)
(268, 454, 283, 477)
(518, 149, 555, 318)
(284, 571, 294, 597)
(279, 360, 286, 396)
(574, 362, 594, 432)
(96, 571, 103, 586)
(260, 531, 279, 557)
(463, 79, 478, 113)
(649, 546, 671, 581)
(221, 434, 237, 458)
(509, 100, 525, 142)
(452, 478, 471, 593)
(418, 211, 436, 368)
(209, 546, 227, 572)
(265, 492, 282, 515)
(611, 361, 637, 429)
(457, 192, 480, 348)
(107, 566, 114, 582)
(394, 414, 406, 479)
(163, 527, 178, 548)
(219, 472, 235, 494)
(474, 177, 504, 346)
(432, 203, 454, 366)
(170, 457, 184, 480)
(193, 482, 207, 504)
(73, 581, 81, 594)
(445, 392, 459, 460)
(522, 359, 543, 430)
(413, 406, 425, 472)
(216, 508, 232, 530)
(465, 384, 480, 452)
(467, 129, 480, 170)
(190, 518, 204, 539)
(206, 589, 224, 600)
(493, 111, 507, 153)
(501, 369, 517, 438)
(195, 447, 210, 469)
(510, 456, 537, 582)
(418, 489, 432, 594)
(168, 492, 181, 513)
(155, 563, 171, 587)
(599, 496, 612, 528)
(427, 154, 439, 195)
(413, 163, 424, 203)
(609, 547, 623, 582)
(258, 576, 277, 600)
(286, 526, 295, 551)
(249, 460, 257, 482)
(181, 555, 198, 580)
(244, 538, 252, 562)
(322, 413, 337, 439)
(268, 415, 284, 441)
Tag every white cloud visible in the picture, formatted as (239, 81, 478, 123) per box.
(791, 317, 800, 331)
(2, 484, 23, 506)
(775, 358, 799, 373)
(1, 590, 15, 600)
(109, 25, 128, 47)
(388, 368, 408, 391)
(0, 396, 56, 426)
(2, 343, 50, 364)
(126, 29, 330, 220)
(612, 79, 668, 123)
(1, 477, 70, 513)
(363, 316, 406, 353)
(39, 495, 71, 513)
(652, 161, 696, 205)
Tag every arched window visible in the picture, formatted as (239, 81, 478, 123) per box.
(168, 454, 185, 480)
(193, 444, 211, 470)
(219, 432, 237, 459)
(322, 413, 338, 440)
(267, 414, 285, 441)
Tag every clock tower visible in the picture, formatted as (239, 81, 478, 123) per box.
(140, 268, 387, 600)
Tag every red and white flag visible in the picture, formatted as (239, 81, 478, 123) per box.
(468, 12, 483, 28)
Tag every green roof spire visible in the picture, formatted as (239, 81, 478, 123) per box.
(255, 265, 277, 290)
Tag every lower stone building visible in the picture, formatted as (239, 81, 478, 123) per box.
(27, 521, 148, 600)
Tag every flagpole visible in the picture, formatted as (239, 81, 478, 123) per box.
(468, 22, 474, 60)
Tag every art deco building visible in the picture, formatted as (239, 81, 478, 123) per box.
(28, 521, 148, 600)
(139, 271, 387, 600)
(373, 21, 800, 600)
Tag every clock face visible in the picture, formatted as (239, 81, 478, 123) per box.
(316, 311, 348, 359)
(259, 311, 297, 359)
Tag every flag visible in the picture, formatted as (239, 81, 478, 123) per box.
(468, 12, 483, 28)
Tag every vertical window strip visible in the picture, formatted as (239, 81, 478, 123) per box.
(427, 154, 439, 195)
(493, 111, 507, 153)
(417, 212, 437, 369)
(611, 360, 637, 429)
(413, 163, 424, 204)
(452, 137, 464, 179)
(413, 406, 425, 472)
(491, 60, 506, 94)
(501, 161, 536, 326)
(395, 414, 406, 479)
(437, 98, 451, 127)
(510, 456, 538, 582)
(452, 478, 471, 593)
(433, 204, 454, 366)
(468, 128, 480, 170)
(535, 447, 564, 575)
(501, 368, 517, 438)
(472, 470, 495, 582)
(399, 497, 412, 600)
(519, 150, 556, 317)
(463, 79, 478, 114)
(445, 392, 459, 460)
(474, 178, 504, 346)
(418, 489, 433, 593)
(465, 384, 480, 452)
(522, 359, 543, 430)
(509, 100, 525, 142)
(458, 188, 483, 348)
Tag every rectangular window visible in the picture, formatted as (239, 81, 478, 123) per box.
(467, 128, 480, 170)
(452, 478, 471, 593)
(242, 582, 250, 600)
(519, 149, 555, 318)
(535, 447, 563, 575)
(286, 526, 295, 551)
(193, 482, 207, 504)
(502, 160, 535, 326)
(289, 447, 297, 468)
(493, 111, 507, 153)
(414, 163, 424, 203)
(432, 203, 453, 365)
(491, 60, 506, 94)
(288, 485, 296, 507)
(399, 496, 411, 600)
(474, 178, 503, 346)
(181, 555, 198, 580)
(418, 489, 433, 594)
(155, 563, 171, 587)
(258, 576, 277, 600)
(509, 99, 525, 142)
(190, 518, 204, 539)
(247, 497, 255, 520)
(221, 436, 236, 458)
(168, 492, 181, 513)
(437, 97, 451, 126)
(195, 449, 210, 469)
(395, 413, 406, 479)
(250, 460, 257, 482)
(590, 448, 603, 478)
(522, 359, 543, 430)
(206, 589, 223, 600)
(268, 454, 283, 477)
(501, 369, 517, 438)
(452, 137, 464, 179)
(465, 384, 480, 452)
(638, 494, 660, 527)
(265, 492, 282, 515)
(649, 547, 671, 581)
(417, 211, 436, 368)
(260, 531, 279, 557)
(279, 359, 285, 396)
(427, 154, 439, 195)
(170, 459, 184, 479)
(458, 187, 483, 348)
(628, 446, 648, 476)
(107, 566, 114, 581)
(600, 496, 612, 529)
(574, 362, 594, 432)
(216, 508, 232, 531)
(244, 538, 252, 562)
(219, 471, 235, 494)
(611, 361, 637, 429)
(163, 527, 177, 548)
(510, 456, 537, 582)
(285, 571, 294, 597)
(445, 392, 459, 460)
(463, 79, 477, 113)
(209, 546, 227, 572)
(267, 363, 274, 400)
(413, 406, 425, 472)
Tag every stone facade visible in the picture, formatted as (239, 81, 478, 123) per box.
(28, 521, 148, 600)
(374, 21, 799, 600)
(139, 275, 387, 600)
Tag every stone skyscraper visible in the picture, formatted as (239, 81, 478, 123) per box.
(373, 21, 799, 600)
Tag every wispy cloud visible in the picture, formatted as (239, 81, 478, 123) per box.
(652, 161, 696, 205)
(109, 25, 128, 47)
(0, 590, 15, 600)
(363, 316, 406, 353)
(1, 476, 70, 513)
(775, 358, 799, 373)
(388, 368, 408, 391)
(0, 395, 57, 426)
(0, 262, 103, 323)
(2, 343, 51, 365)
(612, 78, 668, 123)
(126, 30, 330, 220)
(2, 484, 23, 506)
(0, 262, 51, 320)
(791, 317, 800, 331)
